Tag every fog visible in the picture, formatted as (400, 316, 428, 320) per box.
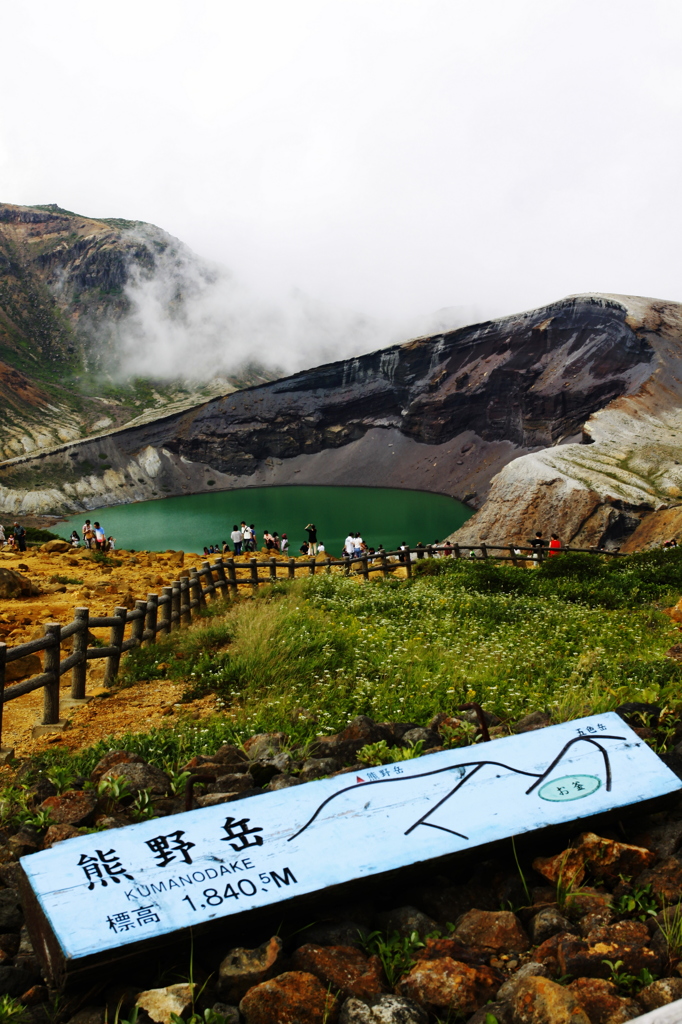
(2, 0, 682, 376)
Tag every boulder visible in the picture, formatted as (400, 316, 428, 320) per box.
(400, 727, 441, 749)
(294, 921, 369, 950)
(338, 995, 427, 1023)
(533, 833, 655, 888)
(244, 732, 287, 759)
(239, 971, 338, 1024)
(135, 984, 194, 1024)
(638, 977, 682, 1011)
(453, 909, 530, 953)
(207, 774, 255, 795)
(635, 856, 682, 903)
(514, 711, 552, 733)
(90, 751, 145, 784)
(267, 774, 302, 791)
(312, 716, 394, 762)
(0, 568, 39, 599)
(558, 920, 664, 979)
(509, 975, 590, 1024)
(218, 936, 284, 1002)
(291, 944, 385, 1000)
(99, 762, 171, 797)
(212, 744, 249, 767)
(39, 790, 98, 827)
(40, 540, 71, 552)
(0, 966, 36, 997)
(5, 654, 41, 683)
(497, 964, 549, 1002)
(43, 824, 82, 848)
(529, 908, 574, 945)
(397, 957, 500, 1015)
(375, 906, 438, 940)
(300, 757, 342, 782)
(568, 977, 642, 1023)
(414, 937, 490, 967)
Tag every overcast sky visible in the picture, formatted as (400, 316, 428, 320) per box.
(2, 0, 682, 342)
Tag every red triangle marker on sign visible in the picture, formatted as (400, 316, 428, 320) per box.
(356, 777, 364, 784)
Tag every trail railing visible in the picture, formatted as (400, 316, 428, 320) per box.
(0, 542, 621, 751)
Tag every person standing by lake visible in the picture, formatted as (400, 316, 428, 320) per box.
(82, 519, 94, 549)
(94, 522, 106, 551)
(281, 533, 289, 553)
(13, 522, 26, 552)
(305, 523, 318, 555)
(230, 524, 243, 556)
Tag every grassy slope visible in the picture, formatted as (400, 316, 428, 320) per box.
(29, 549, 682, 778)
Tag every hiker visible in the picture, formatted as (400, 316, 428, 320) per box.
(343, 533, 355, 558)
(273, 532, 281, 551)
(399, 541, 409, 563)
(222, 540, 230, 554)
(13, 522, 26, 552)
(318, 541, 325, 553)
(353, 534, 363, 557)
(664, 537, 678, 550)
(230, 524, 243, 556)
(280, 533, 289, 553)
(529, 531, 545, 565)
(82, 519, 94, 549)
(93, 522, 106, 551)
(107, 536, 116, 551)
(264, 530, 275, 551)
(70, 530, 80, 547)
(300, 541, 309, 556)
(548, 534, 562, 557)
(249, 524, 258, 551)
(305, 523, 318, 556)
(416, 541, 426, 559)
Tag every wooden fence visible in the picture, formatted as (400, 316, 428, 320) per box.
(0, 542, 621, 751)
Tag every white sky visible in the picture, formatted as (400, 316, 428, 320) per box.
(2, 0, 682, 339)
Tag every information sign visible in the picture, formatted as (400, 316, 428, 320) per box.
(20, 712, 681, 975)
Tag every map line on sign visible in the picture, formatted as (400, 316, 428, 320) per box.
(290, 733, 625, 842)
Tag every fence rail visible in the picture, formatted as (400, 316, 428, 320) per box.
(0, 542, 620, 751)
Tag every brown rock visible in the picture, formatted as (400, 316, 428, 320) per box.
(135, 984, 194, 1024)
(0, 568, 39, 598)
(243, 732, 287, 759)
(40, 540, 71, 553)
(565, 887, 613, 919)
(218, 936, 284, 1002)
(212, 744, 249, 767)
(533, 833, 655, 889)
(414, 936, 491, 966)
(510, 975, 590, 1024)
(43, 824, 81, 847)
(338, 995, 427, 1023)
(514, 711, 551, 733)
(558, 920, 664, 979)
(39, 789, 98, 826)
(291, 944, 385, 1001)
(453, 909, 530, 952)
(100, 761, 171, 796)
(638, 977, 682, 1011)
(208, 774, 254, 795)
(239, 971, 338, 1024)
(90, 751, 145, 784)
(529, 908, 574, 945)
(5, 654, 42, 683)
(635, 856, 682, 903)
(312, 716, 394, 762)
(398, 957, 499, 1015)
(568, 977, 641, 1023)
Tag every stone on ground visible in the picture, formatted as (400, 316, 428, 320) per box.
(339, 994, 427, 1023)
(397, 957, 499, 1015)
(239, 971, 338, 1024)
(218, 936, 284, 1002)
(453, 909, 530, 953)
(135, 983, 194, 1024)
(509, 975, 590, 1024)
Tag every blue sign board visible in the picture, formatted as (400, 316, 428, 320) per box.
(20, 713, 681, 965)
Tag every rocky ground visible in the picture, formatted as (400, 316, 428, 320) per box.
(1, 711, 682, 1023)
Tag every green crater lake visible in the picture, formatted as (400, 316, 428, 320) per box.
(57, 486, 472, 555)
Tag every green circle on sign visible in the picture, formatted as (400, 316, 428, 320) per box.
(538, 775, 601, 802)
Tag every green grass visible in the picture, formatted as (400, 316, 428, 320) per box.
(24, 549, 682, 779)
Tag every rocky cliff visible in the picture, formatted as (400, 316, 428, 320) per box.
(0, 203, 271, 460)
(0, 292, 673, 548)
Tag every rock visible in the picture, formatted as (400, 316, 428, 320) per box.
(43, 824, 82, 847)
(0, 966, 36, 997)
(497, 964, 549, 1001)
(0, 935, 20, 957)
(239, 971, 338, 1024)
(638, 977, 682, 1011)
(565, 887, 612, 919)
(568, 977, 642, 1023)
(243, 733, 287, 759)
(40, 540, 71, 553)
(630, 819, 682, 859)
(300, 758, 342, 782)
(211, 744, 249, 768)
(414, 937, 491, 967)
(291, 944, 385, 1000)
(375, 906, 438, 940)
(135, 984, 194, 1024)
(558, 920, 664, 979)
(397, 957, 500, 1015)
(65, 1008, 106, 1024)
(514, 711, 551, 733)
(218, 936, 285, 1002)
(100, 762, 171, 796)
(467, 1001, 512, 1024)
(509, 975, 590, 1024)
(39, 789, 98, 826)
(7, 830, 40, 859)
(408, 881, 499, 923)
(453, 910, 530, 953)
(0, 568, 39, 598)
(635, 856, 682, 903)
(20, 984, 49, 1007)
(267, 774, 302, 791)
(529, 908, 574, 945)
(90, 751, 145, 783)
(533, 833, 656, 888)
(209, 1004, 240, 1024)
(338, 994, 428, 1023)
(5, 654, 42, 683)
(294, 921, 370, 950)
(400, 728, 441, 749)
(249, 752, 292, 785)
(195, 792, 258, 808)
(207, 774, 254, 795)
(578, 909, 614, 936)
(312, 716, 394, 763)
(0, 892, 22, 931)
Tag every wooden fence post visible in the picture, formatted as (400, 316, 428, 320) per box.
(104, 608, 127, 686)
(288, 559, 295, 580)
(509, 545, 518, 567)
(427, 545, 433, 558)
(179, 580, 191, 625)
(159, 588, 172, 635)
(308, 558, 316, 576)
(481, 543, 488, 559)
(454, 544, 461, 559)
(190, 568, 205, 610)
(325, 556, 332, 575)
(43, 623, 61, 725)
(145, 594, 158, 645)
(202, 562, 216, 600)
(380, 549, 389, 578)
(132, 601, 147, 645)
(361, 554, 369, 580)
(405, 549, 412, 578)
(213, 559, 228, 600)
(269, 557, 277, 581)
(171, 582, 181, 630)
(71, 607, 89, 700)
(0, 643, 6, 751)
(226, 559, 238, 597)
(250, 559, 259, 588)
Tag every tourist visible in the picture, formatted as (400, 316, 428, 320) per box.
(0, 525, 5, 547)
(264, 530, 275, 550)
(249, 524, 258, 551)
(6, 534, 15, 550)
(443, 540, 453, 557)
(107, 536, 116, 550)
(305, 523, 318, 555)
(300, 541, 309, 556)
(13, 522, 26, 552)
(353, 533, 363, 557)
(70, 530, 80, 547)
(548, 534, 562, 557)
(222, 540, 230, 554)
(415, 541, 425, 559)
(230, 524, 243, 556)
(93, 522, 106, 551)
(529, 531, 545, 565)
(281, 533, 289, 553)
(273, 532, 281, 551)
(399, 541, 409, 563)
(318, 541, 325, 553)
(82, 519, 94, 549)
(664, 537, 678, 550)
(343, 532, 355, 558)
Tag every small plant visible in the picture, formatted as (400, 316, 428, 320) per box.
(361, 929, 426, 987)
(357, 739, 425, 766)
(611, 883, 658, 921)
(169, 769, 192, 797)
(0, 994, 30, 1024)
(440, 720, 479, 748)
(130, 789, 156, 821)
(97, 776, 134, 810)
(602, 959, 657, 995)
(52, 575, 83, 586)
(46, 764, 75, 794)
(656, 900, 682, 961)
(511, 836, 532, 905)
